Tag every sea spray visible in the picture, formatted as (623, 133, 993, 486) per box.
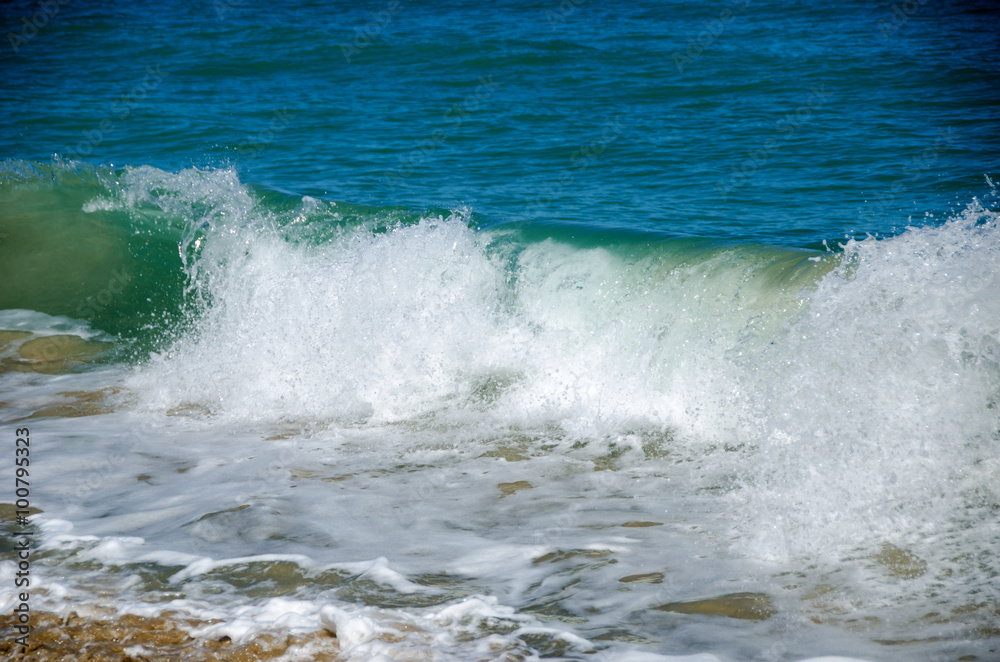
(4, 163, 998, 660)
(729, 201, 1000, 560)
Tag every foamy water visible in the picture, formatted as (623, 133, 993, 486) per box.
(1, 167, 997, 660)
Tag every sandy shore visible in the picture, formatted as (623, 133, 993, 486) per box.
(0, 610, 340, 661)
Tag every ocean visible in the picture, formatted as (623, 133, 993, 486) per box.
(1, 1, 999, 660)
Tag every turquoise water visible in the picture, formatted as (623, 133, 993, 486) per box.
(3, 0, 998, 245)
(2, 2, 999, 661)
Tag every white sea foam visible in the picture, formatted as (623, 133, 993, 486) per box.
(729, 200, 1000, 559)
(118, 168, 999, 565)
(7, 166, 996, 661)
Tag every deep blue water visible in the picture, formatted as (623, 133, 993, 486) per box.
(3, 0, 998, 246)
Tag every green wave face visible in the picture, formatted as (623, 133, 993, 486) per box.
(0, 162, 187, 347)
(1, 160, 831, 355)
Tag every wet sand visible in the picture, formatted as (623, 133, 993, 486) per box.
(0, 610, 339, 661)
